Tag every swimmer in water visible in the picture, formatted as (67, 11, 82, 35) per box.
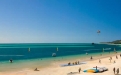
(9, 59, 13, 63)
(86, 52, 88, 55)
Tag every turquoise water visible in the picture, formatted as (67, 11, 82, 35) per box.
(0, 43, 121, 72)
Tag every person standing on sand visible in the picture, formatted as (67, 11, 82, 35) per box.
(96, 66, 97, 70)
(78, 68, 81, 73)
(117, 68, 119, 74)
(120, 54, 121, 57)
(90, 56, 93, 60)
(113, 67, 115, 74)
(116, 55, 118, 59)
(99, 59, 101, 63)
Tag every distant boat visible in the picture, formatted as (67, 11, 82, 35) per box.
(52, 53, 56, 57)
(57, 47, 58, 51)
(104, 48, 111, 50)
(28, 48, 30, 52)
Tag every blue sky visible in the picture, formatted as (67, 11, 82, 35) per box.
(0, 0, 121, 43)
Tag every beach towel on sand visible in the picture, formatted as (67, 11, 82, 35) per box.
(60, 62, 87, 67)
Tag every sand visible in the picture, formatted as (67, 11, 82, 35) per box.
(0, 53, 121, 75)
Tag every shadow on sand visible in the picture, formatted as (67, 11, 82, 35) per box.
(67, 72, 79, 75)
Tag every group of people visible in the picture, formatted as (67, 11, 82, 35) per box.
(113, 67, 119, 74)
(109, 54, 121, 63)
(68, 61, 80, 65)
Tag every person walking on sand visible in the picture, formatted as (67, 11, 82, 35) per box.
(99, 59, 101, 63)
(78, 68, 81, 73)
(117, 68, 119, 74)
(116, 55, 118, 59)
(113, 67, 115, 74)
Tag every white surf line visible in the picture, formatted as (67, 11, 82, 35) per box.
(0, 55, 24, 56)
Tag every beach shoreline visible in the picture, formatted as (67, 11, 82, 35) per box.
(0, 51, 121, 75)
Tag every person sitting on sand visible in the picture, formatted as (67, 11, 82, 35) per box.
(34, 68, 39, 71)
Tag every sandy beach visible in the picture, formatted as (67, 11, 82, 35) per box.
(0, 52, 121, 75)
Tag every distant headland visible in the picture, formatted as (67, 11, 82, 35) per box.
(100, 40, 121, 44)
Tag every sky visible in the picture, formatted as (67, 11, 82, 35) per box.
(0, 0, 121, 43)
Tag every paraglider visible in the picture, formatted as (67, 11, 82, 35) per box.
(97, 30, 101, 35)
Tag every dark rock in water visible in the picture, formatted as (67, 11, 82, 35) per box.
(92, 43, 94, 45)
(52, 53, 56, 57)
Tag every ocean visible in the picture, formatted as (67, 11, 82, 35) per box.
(0, 43, 120, 72)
